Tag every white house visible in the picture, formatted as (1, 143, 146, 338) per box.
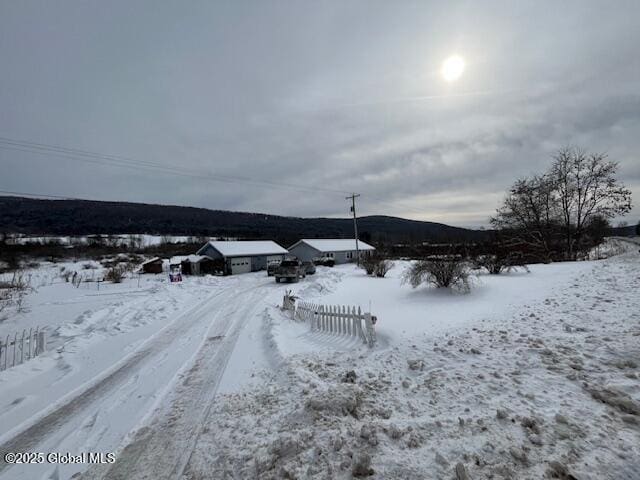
(195, 240, 288, 275)
(288, 239, 375, 264)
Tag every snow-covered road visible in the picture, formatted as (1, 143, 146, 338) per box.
(81, 278, 279, 480)
(0, 272, 281, 480)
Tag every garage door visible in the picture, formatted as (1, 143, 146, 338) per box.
(230, 257, 251, 274)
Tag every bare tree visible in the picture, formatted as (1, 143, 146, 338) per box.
(551, 147, 632, 259)
(492, 147, 632, 260)
(490, 174, 560, 260)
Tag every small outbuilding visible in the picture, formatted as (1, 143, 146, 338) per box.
(195, 240, 288, 275)
(288, 239, 375, 264)
(141, 257, 163, 274)
(170, 255, 221, 275)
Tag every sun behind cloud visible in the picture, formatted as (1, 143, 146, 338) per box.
(441, 55, 465, 82)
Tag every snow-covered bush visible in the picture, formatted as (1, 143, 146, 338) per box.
(361, 256, 393, 277)
(402, 256, 471, 291)
(473, 253, 529, 275)
(105, 265, 126, 283)
(374, 259, 392, 277)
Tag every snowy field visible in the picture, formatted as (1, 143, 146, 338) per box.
(181, 242, 640, 480)
(5, 234, 194, 247)
(4, 234, 237, 247)
(0, 239, 639, 479)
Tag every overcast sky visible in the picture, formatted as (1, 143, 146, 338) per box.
(1, 1, 638, 227)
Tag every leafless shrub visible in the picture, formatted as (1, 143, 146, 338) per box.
(361, 256, 393, 278)
(0, 271, 30, 291)
(473, 253, 529, 275)
(374, 259, 392, 277)
(105, 266, 126, 283)
(0, 289, 12, 315)
(83, 262, 96, 270)
(0, 270, 32, 313)
(402, 256, 471, 291)
(361, 256, 377, 275)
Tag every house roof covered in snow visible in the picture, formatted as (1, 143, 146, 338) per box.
(290, 239, 375, 252)
(141, 257, 162, 265)
(199, 240, 288, 258)
(169, 254, 212, 265)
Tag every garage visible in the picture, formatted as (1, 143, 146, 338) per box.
(196, 240, 289, 275)
(230, 257, 251, 274)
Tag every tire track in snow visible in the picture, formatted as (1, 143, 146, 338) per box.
(81, 281, 274, 480)
(0, 283, 239, 476)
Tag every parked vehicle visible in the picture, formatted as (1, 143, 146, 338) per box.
(267, 261, 280, 276)
(313, 256, 335, 267)
(302, 261, 316, 275)
(275, 259, 306, 283)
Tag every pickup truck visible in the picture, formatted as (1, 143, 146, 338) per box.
(313, 256, 335, 267)
(275, 259, 306, 283)
(267, 261, 280, 277)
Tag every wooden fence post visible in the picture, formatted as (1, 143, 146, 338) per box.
(343, 306, 348, 334)
(356, 307, 364, 342)
(37, 327, 42, 355)
(20, 330, 25, 364)
(364, 312, 375, 347)
(330, 306, 334, 333)
(3, 334, 8, 370)
(26, 328, 32, 360)
(331, 306, 336, 333)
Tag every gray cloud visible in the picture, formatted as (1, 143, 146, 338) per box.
(1, 0, 639, 227)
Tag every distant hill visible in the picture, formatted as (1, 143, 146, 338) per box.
(610, 224, 638, 237)
(0, 196, 489, 245)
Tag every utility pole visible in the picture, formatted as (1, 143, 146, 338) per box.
(346, 193, 361, 266)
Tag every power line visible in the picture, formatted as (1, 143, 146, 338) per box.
(0, 189, 76, 200)
(0, 135, 439, 220)
(0, 136, 351, 196)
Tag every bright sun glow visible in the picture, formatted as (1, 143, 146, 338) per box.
(441, 55, 465, 82)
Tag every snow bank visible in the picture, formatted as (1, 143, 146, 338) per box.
(185, 251, 640, 479)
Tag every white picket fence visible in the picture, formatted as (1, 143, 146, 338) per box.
(283, 295, 376, 347)
(0, 327, 46, 371)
